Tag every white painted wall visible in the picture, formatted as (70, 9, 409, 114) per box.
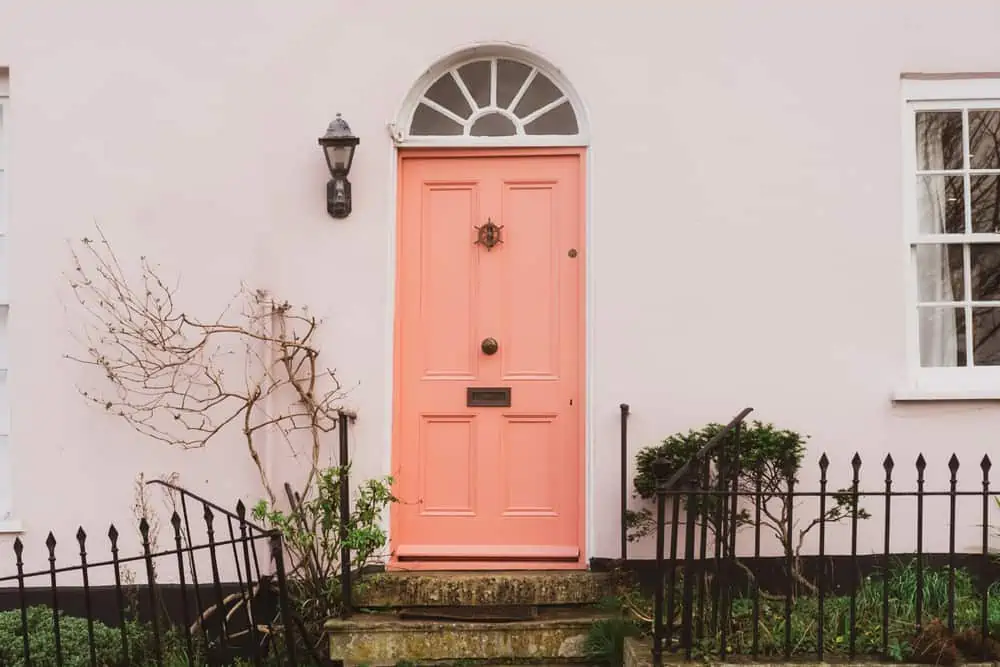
(0, 0, 998, 581)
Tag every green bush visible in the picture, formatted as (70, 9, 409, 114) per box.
(620, 559, 1000, 662)
(628, 420, 809, 545)
(629, 419, 867, 595)
(0, 606, 122, 667)
(0, 605, 282, 667)
(584, 617, 642, 666)
(632, 420, 806, 501)
(253, 466, 395, 629)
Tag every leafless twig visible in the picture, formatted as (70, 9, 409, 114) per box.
(65, 227, 346, 504)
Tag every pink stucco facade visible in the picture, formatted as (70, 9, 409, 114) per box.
(0, 0, 1000, 578)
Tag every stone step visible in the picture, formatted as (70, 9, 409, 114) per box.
(353, 570, 611, 608)
(326, 608, 608, 666)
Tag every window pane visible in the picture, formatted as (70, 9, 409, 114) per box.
(410, 103, 463, 136)
(917, 175, 965, 234)
(971, 175, 1000, 233)
(0, 372, 9, 436)
(973, 308, 1000, 365)
(916, 111, 963, 171)
(425, 74, 472, 119)
(0, 434, 11, 521)
(496, 59, 531, 110)
(525, 100, 579, 135)
(469, 113, 516, 137)
(513, 73, 563, 118)
(0, 169, 6, 235)
(0, 306, 8, 370)
(918, 306, 967, 367)
(971, 244, 1000, 301)
(0, 236, 8, 304)
(916, 244, 964, 302)
(970, 110, 1000, 170)
(0, 103, 5, 169)
(457, 61, 491, 109)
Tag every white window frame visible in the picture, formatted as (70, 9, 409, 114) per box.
(898, 77, 1000, 400)
(0, 73, 23, 534)
(0, 72, 18, 531)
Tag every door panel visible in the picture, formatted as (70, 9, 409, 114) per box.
(500, 183, 560, 379)
(419, 183, 480, 378)
(393, 150, 584, 569)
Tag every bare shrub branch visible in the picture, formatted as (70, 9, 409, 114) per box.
(64, 227, 346, 504)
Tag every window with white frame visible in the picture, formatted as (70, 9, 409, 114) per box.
(904, 79, 1000, 392)
(0, 72, 12, 522)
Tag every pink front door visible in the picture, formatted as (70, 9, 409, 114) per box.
(392, 148, 585, 569)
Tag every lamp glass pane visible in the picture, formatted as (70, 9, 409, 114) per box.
(326, 145, 352, 172)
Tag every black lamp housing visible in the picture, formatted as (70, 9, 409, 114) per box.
(318, 113, 360, 218)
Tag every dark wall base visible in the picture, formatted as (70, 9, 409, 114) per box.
(0, 582, 272, 626)
(591, 553, 1000, 598)
(0, 581, 281, 664)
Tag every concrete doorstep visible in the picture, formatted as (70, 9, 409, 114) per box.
(353, 571, 611, 609)
(326, 608, 607, 666)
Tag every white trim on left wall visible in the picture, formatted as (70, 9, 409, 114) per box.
(0, 71, 22, 533)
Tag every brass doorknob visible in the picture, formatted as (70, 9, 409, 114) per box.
(481, 337, 499, 355)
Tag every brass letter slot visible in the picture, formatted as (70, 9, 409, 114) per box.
(467, 387, 511, 407)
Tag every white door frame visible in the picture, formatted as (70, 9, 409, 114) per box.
(378, 41, 598, 563)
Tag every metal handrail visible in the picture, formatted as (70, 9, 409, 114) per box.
(145, 479, 267, 532)
(657, 407, 754, 492)
(651, 406, 753, 667)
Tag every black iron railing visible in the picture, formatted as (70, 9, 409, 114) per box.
(0, 487, 314, 666)
(649, 424, 1000, 665)
(620, 402, 630, 563)
(337, 408, 356, 618)
(651, 407, 752, 666)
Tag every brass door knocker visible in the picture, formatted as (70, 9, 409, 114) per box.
(474, 218, 504, 251)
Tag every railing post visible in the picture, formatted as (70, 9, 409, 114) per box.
(170, 512, 196, 665)
(620, 403, 630, 563)
(108, 525, 130, 666)
(723, 421, 741, 655)
(271, 532, 299, 667)
(14, 538, 29, 665)
(140, 518, 164, 667)
(236, 502, 263, 666)
(981, 455, 992, 660)
(915, 454, 927, 635)
(651, 457, 669, 667)
(881, 454, 894, 662)
(76, 527, 97, 667)
(45, 532, 63, 666)
(681, 474, 698, 659)
(338, 410, 353, 618)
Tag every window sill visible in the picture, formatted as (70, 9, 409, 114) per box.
(892, 387, 1000, 402)
(0, 520, 24, 534)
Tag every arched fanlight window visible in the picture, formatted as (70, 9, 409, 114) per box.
(404, 55, 583, 141)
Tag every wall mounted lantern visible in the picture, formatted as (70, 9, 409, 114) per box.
(318, 113, 360, 218)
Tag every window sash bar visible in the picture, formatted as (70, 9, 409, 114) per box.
(916, 169, 1000, 176)
(910, 234, 1000, 244)
(918, 301, 1000, 308)
(961, 108, 976, 366)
